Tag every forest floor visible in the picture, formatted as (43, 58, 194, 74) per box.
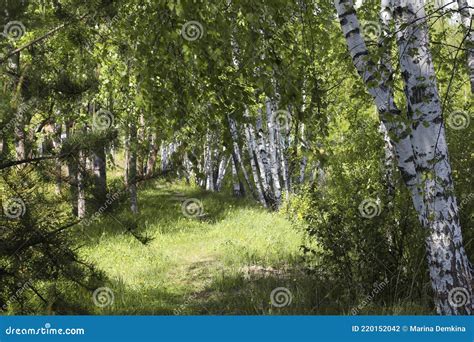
(77, 179, 429, 315)
(79, 179, 321, 315)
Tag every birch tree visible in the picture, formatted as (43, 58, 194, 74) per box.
(334, 0, 473, 314)
(457, 0, 474, 93)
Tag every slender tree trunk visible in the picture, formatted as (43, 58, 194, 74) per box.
(256, 112, 273, 199)
(137, 112, 146, 177)
(231, 153, 244, 197)
(0, 135, 8, 159)
(391, 0, 473, 314)
(52, 122, 62, 195)
(277, 117, 291, 195)
(227, 115, 254, 197)
(92, 144, 107, 205)
(127, 123, 138, 214)
(77, 154, 87, 219)
(299, 156, 307, 184)
(299, 124, 307, 184)
(161, 143, 169, 172)
(204, 131, 215, 191)
(183, 152, 192, 185)
(265, 98, 282, 207)
(457, 0, 474, 93)
(65, 122, 78, 216)
(77, 127, 87, 219)
(14, 113, 26, 161)
(248, 119, 270, 198)
(146, 130, 159, 178)
(90, 103, 107, 205)
(216, 149, 230, 191)
(10, 52, 27, 161)
(244, 123, 267, 207)
(379, 122, 396, 200)
(196, 151, 205, 188)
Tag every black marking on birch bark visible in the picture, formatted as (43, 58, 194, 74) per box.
(345, 28, 360, 39)
(409, 86, 426, 104)
(400, 170, 416, 183)
(401, 70, 410, 82)
(339, 9, 356, 20)
(353, 50, 369, 60)
(412, 120, 420, 130)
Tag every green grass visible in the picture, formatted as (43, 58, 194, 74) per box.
(74, 179, 431, 315)
(78, 180, 318, 314)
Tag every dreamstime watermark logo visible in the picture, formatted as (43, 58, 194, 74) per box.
(2, 279, 32, 310)
(2, 197, 26, 219)
(361, 21, 381, 40)
(446, 111, 470, 130)
(92, 109, 114, 131)
(351, 280, 388, 315)
(4, 322, 85, 336)
(92, 287, 114, 308)
(448, 287, 470, 308)
(181, 21, 204, 41)
(271, 109, 291, 133)
(181, 198, 203, 218)
(358, 198, 381, 218)
(270, 287, 292, 308)
(174, 292, 199, 315)
(2, 21, 26, 40)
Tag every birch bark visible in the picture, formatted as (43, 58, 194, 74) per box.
(127, 123, 138, 214)
(245, 122, 267, 207)
(228, 115, 254, 197)
(265, 99, 282, 207)
(146, 130, 159, 178)
(216, 148, 230, 192)
(457, 0, 474, 93)
(335, 0, 473, 314)
(391, 0, 473, 314)
(256, 112, 273, 199)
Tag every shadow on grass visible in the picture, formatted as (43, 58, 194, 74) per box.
(78, 179, 263, 243)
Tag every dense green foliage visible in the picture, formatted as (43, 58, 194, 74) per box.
(0, 0, 472, 314)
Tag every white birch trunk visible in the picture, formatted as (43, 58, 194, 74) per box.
(216, 149, 230, 192)
(77, 144, 87, 219)
(335, 0, 422, 210)
(457, 0, 474, 93)
(204, 132, 215, 192)
(52, 122, 62, 195)
(277, 112, 291, 195)
(183, 152, 193, 184)
(336, 0, 473, 314)
(299, 124, 307, 184)
(391, 0, 473, 314)
(246, 122, 266, 187)
(244, 122, 267, 207)
(265, 98, 282, 207)
(228, 115, 254, 197)
(379, 122, 396, 199)
(161, 144, 168, 172)
(127, 123, 138, 214)
(256, 112, 273, 198)
(146, 131, 159, 178)
(231, 154, 243, 196)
